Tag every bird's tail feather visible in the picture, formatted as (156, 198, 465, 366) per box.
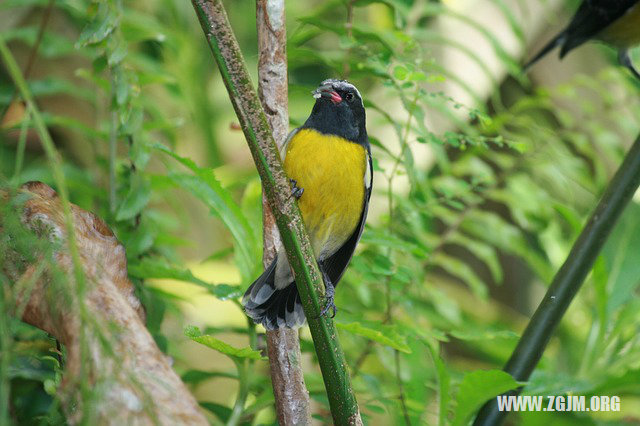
(242, 260, 306, 330)
(523, 33, 566, 71)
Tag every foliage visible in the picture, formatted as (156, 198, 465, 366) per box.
(185, 325, 265, 360)
(1, 0, 640, 425)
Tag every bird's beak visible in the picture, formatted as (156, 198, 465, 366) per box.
(313, 84, 342, 104)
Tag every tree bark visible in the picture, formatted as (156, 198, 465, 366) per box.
(2, 181, 208, 426)
(256, 1, 312, 424)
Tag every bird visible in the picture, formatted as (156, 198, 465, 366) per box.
(242, 79, 372, 330)
(524, 0, 640, 79)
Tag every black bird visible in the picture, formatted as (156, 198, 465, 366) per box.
(242, 79, 373, 330)
(525, 0, 640, 79)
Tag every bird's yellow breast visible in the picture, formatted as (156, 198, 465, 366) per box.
(284, 129, 367, 259)
(599, 4, 640, 47)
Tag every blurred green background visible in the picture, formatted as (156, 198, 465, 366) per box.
(2, 0, 640, 424)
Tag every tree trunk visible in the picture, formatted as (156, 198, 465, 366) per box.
(2, 181, 208, 426)
(256, 0, 312, 424)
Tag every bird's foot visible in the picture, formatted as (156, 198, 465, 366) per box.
(319, 273, 337, 318)
(289, 179, 304, 199)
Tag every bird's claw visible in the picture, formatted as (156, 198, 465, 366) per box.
(320, 295, 337, 318)
(290, 179, 304, 199)
(318, 273, 337, 318)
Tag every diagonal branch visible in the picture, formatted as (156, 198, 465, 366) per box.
(189, 0, 362, 424)
(473, 132, 640, 425)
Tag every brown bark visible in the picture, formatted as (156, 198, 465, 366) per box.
(3, 181, 207, 426)
(256, 1, 312, 424)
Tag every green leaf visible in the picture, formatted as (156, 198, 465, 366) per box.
(393, 65, 408, 80)
(0, 77, 94, 104)
(447, 233, 503, 284)
(450, 329, 519, 341)
(452, 370, 520, 426)
(199, 402, 232, 423)
(426, 344, 450, 426)
(182, 369, 237, 385)
(361, 228, 428, 257)
(114, 67, 130, 106)
(461, 210, 553, 282)
(153, 143, 257, 280)
(128, 257, 242, 300)
(430, 253, 488, 299)
(1, 27, 76, 59)
(365, 403, 386, 414)
(107, 38, 128, 66)
(76, 2, 118, 47)
(184, 326, 265, 360)
(335, 322, 411, 353)
(116, 178, 151, 221)
(601, 203, 640, 318)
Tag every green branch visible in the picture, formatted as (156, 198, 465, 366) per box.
(473, 132, 640, 425)
(188, 0, 362, 424)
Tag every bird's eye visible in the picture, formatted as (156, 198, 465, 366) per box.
(345, 92, 354, 102)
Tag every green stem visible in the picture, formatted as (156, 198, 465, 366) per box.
(109, 108, 117, 214)
(189, 1, 361, 424)
(227, 360, 249, 426)
(13, 106, 30, 180)
(473, 132, 640, 425)
(395, 350, 411, 426)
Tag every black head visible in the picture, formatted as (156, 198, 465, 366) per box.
(301, 79, 367, 145)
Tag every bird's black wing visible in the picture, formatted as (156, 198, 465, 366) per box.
(319, 145, 373, 287)
(560, 0, 639, 56)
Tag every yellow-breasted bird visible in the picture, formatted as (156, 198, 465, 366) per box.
(242, 79, 372, 330)
(525, 0, 640, 79)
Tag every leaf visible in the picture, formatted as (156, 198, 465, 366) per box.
(1, 26, 76, 58)
(430, 253, 488, 299)
(447, 233, 503, 284)
(365, 403, 386, 414)
(361, 227, 428, 257)
(153, 143, 257, 279)
(452, 370, 520, 426)
(114, 67, 130, 106)
(426, 344, 450, 426)
(182, 369, 237, 385)
(116, 177, 151, 221)
(461, 210, 553, 282)
(450, 328, 518, 341)
(76, 2, 119, 47)
(591, 368, 640, 395)
(336, 322, 411, 353)
(243, 391, 276, 416)
(523, 370, 594, 396)
(184, 326, 265, 360)
(0, 77, 94, 104)
(121, 10, 167, 43)
(128, 257, 242, 300)
(199, 402, 232, 423)
(393, 65, 408, 80)
(601, 203, 640, 318)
